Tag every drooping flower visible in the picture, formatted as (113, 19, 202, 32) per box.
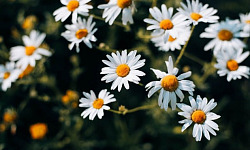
(101, 50, 145, 92)
(61, 16, 97, 52)
(146, 56, 195, 110)
(79, 89, 116, 120)
(98, 0, 136, 25)
(177, 95, 220, 141)
(10, 30, 52, 70)
(177, 0, 219, 26)
(53, 0, 93, 23)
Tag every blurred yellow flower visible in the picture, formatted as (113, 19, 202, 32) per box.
(61, 90, 79, 106)
(3, 109, 17, 123)
(29, 123, 48, 140)
(18, 65, 34, 79)
(22, 15, 37, 30)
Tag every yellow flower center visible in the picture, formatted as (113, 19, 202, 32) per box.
(25, 46, 36, 56)
(227, 59, 238, 71)
(161, 75, 179, 92)
(75, 29, 88, 39)
(190, 12, 203, 21)
(160, 19, 174, 30)
(168, 35, 176, 42)
(29, 123, 48, 140)
(67, 0, 79, 11)
(116, 64, 130, 77)
(93, 98, 104, 109)
(117, 0, 132, 8)
(191, 110, 206, 124)
(218, 29, 233, 41)
(19, 65, 34, 78)
(3, 112, 17, 123)
(245, 20, 250, 24)
(3, 72, 10, 79)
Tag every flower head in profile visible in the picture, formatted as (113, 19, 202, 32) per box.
(200, 18, 249, 54)
(29, 123, 48, 140)
(145, 56, 195, 110)
(151, 27, 191, 51)
(214, 48, 250, 82)
(101, 50, 145, 92)
(177, 0, 219, 26)
(53, 0, 93, 23)
(61, 16, 97, 52)
(239, 12, 250, 33)
(0, 62, 21, 91)
(144, 4, 189, 43)
(10, 30, 52, 70)
(79, 89, 116, 120)
(177, 95, 220, 141)
(97, 0, 136, 25)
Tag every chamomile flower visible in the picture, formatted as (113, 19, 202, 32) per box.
(151, 27, 191, 51)
(177, 95, 220, 141)
(10, 30, 52, 70)
(61, 16, 97, 52)
(79, 89, 116, 120)
(177, 0, 219, 26)
(0, 62, 21, 91)
(214, 48, 250, 82)
(144, 4, 189, 43)
(53, 0, 93, 23)
(239, 12, 250, 34)
(97, 0, 136, 25)
(200, 18, 249, 54)
(101, 50, 145, 92)
(145, 56, 195, 110)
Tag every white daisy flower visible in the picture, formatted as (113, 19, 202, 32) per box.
(214, 48, 250, 82)
(177, 95, 221, 141)
(145, 56, 195, 110)
(151, 27, 191, 52)
(177, 0, 219, 26)
(101, 50, 145, 92)
(0, 62, 21, 91)
(239, 12, 250, 34)
(144, 4, 189, 43)
(61, 16, 97, 52)
(53, 0, 93, 23)
(79, 89, 116, 120)
(10, 30, 52, 70)
(200, 18, 249, 54)
(97, 0, 136, 25)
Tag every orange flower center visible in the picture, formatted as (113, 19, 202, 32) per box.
(190, 12, 203, 21)
(3, 112, 17, 123)
(191, 110, 206, 124)
(218, 29, 233, 41)
(116, 64, 130, 77)
(161, 75, 179, 92)
(29, 123, 48, 140)
(227, 59, 238, 71)
(160, 19, 174, 30)
(3, 72, 10, 79)
(117, 0, 132, 8)
(245, 20, 250, 24)
(93, 98, 104, 109)
(168, 35, 176, 42)
(67, 0, 79, 11)
(25, 46, 36, 56)
(75, 29, 88, 39)
(19, 65, 34, 78)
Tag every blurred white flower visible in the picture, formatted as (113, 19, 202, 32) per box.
(239, 12, 250, 34)
(0, 62, 21, 91)
(101, 50, 145, 92)
(177, 0, 219, 26)
(214, 48, 250, 82)
(200, 18, 248, 54)
(98, 0, 135, 25)
(53, 0, 93, 23)
(61, 16, 97, 52)
(144, 4, 189, 43)
(79, 89, 116, 120)
(177, 95, 220, 141)
(10, 30, 52, 70)
(146, 56, 195, 110)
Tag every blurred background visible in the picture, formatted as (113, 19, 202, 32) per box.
(0, 0, 249, 149)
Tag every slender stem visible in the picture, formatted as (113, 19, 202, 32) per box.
(183, 52, 206, 66)
(108, 104, 157, 115)
(243, 37, 248, 44)
(174, 25, 196, 66)
(151, 0, 157, 7)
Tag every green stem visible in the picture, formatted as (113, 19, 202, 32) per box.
(183, 52, 206, 66)
(174, 25, 196, 66)
(109, 104, 157, 115)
